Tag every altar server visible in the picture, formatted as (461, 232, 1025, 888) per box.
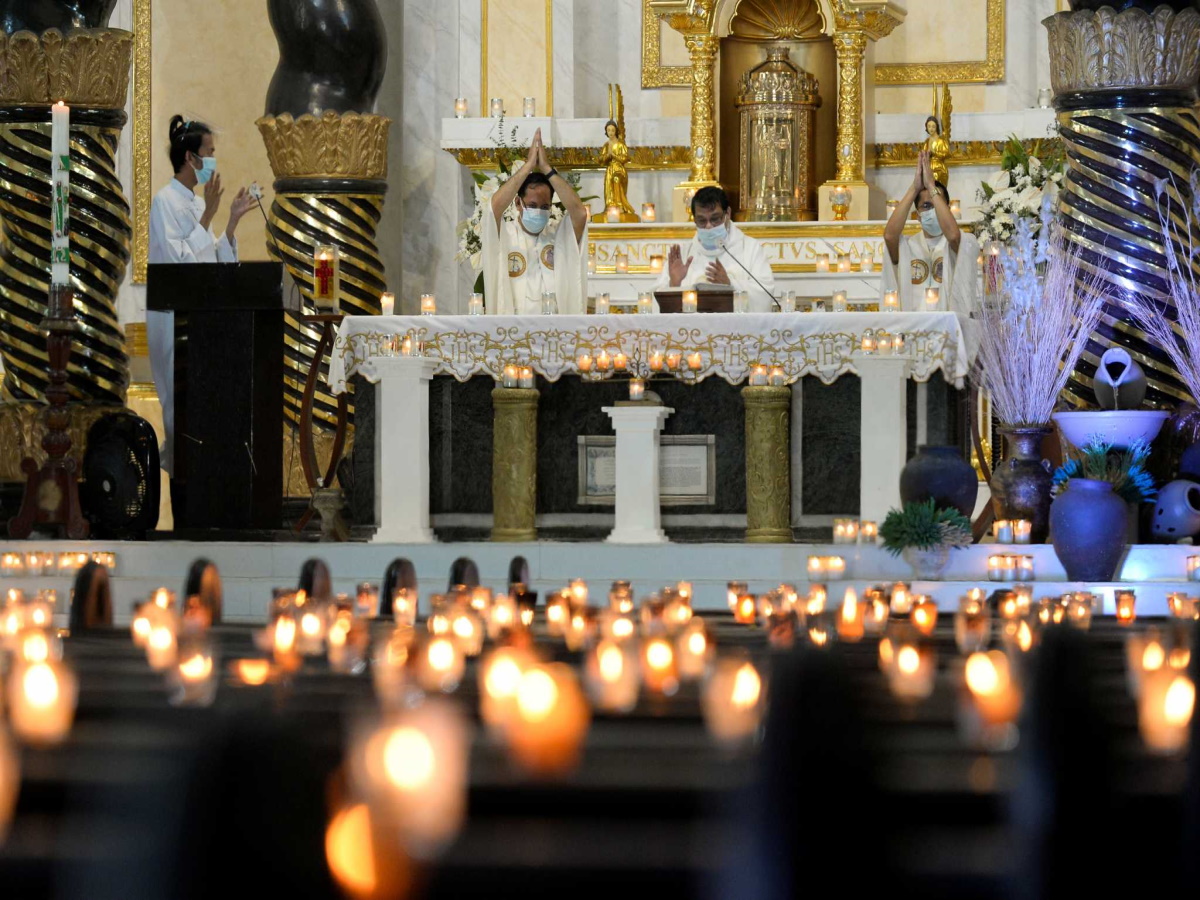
(882, 150, 979, 318)
(654, 186, 776, 311)
(483, 128, 589, 315)
(147, 115, 255, 476)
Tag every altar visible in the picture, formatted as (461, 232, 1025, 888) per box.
(331, 311, 971, 544)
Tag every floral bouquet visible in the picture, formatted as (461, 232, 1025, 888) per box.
(975, 135, 1065, 244)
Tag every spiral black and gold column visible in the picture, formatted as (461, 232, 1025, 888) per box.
(0, 28, 131, 407)
(1045, 5, 1200, 408)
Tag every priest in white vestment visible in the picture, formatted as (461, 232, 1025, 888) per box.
(882, 150, 979, 322)
(652, 186, 776, 312)
(482, 128, 589, 316)
(147, 115, 255, 476)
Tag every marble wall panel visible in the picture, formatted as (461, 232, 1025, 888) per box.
(485, 0, 550, 115)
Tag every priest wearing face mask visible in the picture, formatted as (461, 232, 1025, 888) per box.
(482, 128, 589, 316)
(882, 150, 979, 318)
(653, 186, 776, 312)
(147, 115, 256, 480)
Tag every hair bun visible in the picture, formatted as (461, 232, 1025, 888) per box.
(169, 114, 186, 142)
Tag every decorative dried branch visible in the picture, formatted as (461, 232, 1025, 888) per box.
(1123, 170, 1200, 404)
(973, 201, 1108, 427)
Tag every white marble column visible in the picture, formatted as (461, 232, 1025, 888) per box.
(602, 404, 673, 544)
(371, 356, 441, 544)
(859, 359, 909, 524)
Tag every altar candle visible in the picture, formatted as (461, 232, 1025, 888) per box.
(1012, 520, 1032, 544)
(837, 254, 852, 273)
(682, 290, 698, 314)
(883, 290, 899, 312)
(878, 333, 893, 354)
(629, 378, 644, 401)
(1016, 555, 1034, 582)
(314, 246, 338, 312)
(781, 291, 796, 313)
(994, 520, 1013, 543)
(768, 367, 786, 386)
(401, 335, 413, 356)
(468, 292, 484, 315)
(9, 660, 76, 745)
(815, 254, 830, 273)
(595, 292, 610, 314)
(649, 351, 664, 371)
(490, 98, 503, 117)
(886, 200, 899, 218)
(861, 521, 878, 542)
(541, 291, 557, 315)
(950, 199, 962, 219)
(615, 252, 629, 273)
(1189, 557, 1200, 581)
(687, 352, 703, 371)
(649, 255, 664, 274)
(522, 97, 536, 117)
(750, 365, 768, 386)
(380, 292, 395, 316)
(665, 350, 681, 370)
(734, 290, 749, 313)
(1116, 590, 1137, 625)
(638, 292, 653, 314)
(606, 205, 621, 223)
(1139, 671, 1194, 753)
(861, 331, 876, 354)
(832, 291, 848, 312)
(502, 365, 519, 388)
(420, 293, 437, 315)
(925, 287, 940, 309)
(596, 350, 611, 371)
(641, 203, 656, 222)
(519, 367, 535, 388)
(613, 352, 627, 370)
(50, 102, 70, 286)
(454, 97, 467, 118)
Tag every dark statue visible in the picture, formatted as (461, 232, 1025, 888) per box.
(0, 0, 116, 33)
(265, 0, 386, 117)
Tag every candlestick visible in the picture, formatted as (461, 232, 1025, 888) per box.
(682, 290, 698, 314)
(468, 292, 484, 315)
(50, 102, 70, 286)
(380, 291, 395, 317)
(523, 97, 536, 117)
(314, 246, 339, 312)
(649, 255, 664, 274)
(454, 97, 468, 118)
(595, 292, 610, 314)
(832, 291, 848, 312)
(490, 98, 503, 117)
(641, 203, 656, 222)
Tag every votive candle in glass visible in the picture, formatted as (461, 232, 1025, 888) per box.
(1116, 590, 1137, 625)
(994, 519, 1013, 544)
(815, 254, 831, 273)
(638, 292, 653, 314)
(781, 291, 796, 313)
(950, 199, 962, 218)
(490, 98, 503, 117)
(595, 292, 610, 314)
(837, 254, 852, 273)
(380, 291, 395, 316)
(734, 290, 750, 313)
(468, 292, 484, 315)
(502, 365, 519, 388)
(925, 287, 940, 309)
(1012, 520, 1032, 544)
(615, 252, 629, 274)
(861, 331, 877, 354)
(629, 378, 645, 401)
(522, 97, 536, 117)
(750, 365, 769, 386)
(687, 352, 703, 372)
(519, 367, 535, 389)
(861, 521, 878, 542)
(542, 291, 558, 315)
(768, 367, 786, 386)
(606, 205, 621, 223)
(641, 203, 656, 222)
(1016, 556, 1034, 582)
(878, 333, 893, 355)
(883, 290, 899, 312)
(832, 291, 848, 312)
(649, 255, 664, 274)
(420, 293, 437, 315)
(886, 199, 899, 218)
(1189, 556, 1200, 581)
(682, 290, 698, 314)
(454, 97, 468, 117)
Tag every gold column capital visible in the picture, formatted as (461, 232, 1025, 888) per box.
(0, 27, 133, 107)
(256, 110, 392, 181)
(742, 385, 792, 543)
(832, 0, 905, 40)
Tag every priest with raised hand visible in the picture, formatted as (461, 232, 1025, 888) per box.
(482, 128, 589, 315)
(881, 150, 979, 317)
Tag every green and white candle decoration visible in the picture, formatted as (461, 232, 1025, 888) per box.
(50, 101, 70, 288)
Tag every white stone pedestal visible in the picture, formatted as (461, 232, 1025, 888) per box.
(370, 357, 440, 544)
(602, 404, 674, 544)
(859, 358, 909, 525)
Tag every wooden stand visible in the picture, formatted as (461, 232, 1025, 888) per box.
(294, 313, 351, 539)
(654, 288, 733, 313)
(8, 284, 89, 539)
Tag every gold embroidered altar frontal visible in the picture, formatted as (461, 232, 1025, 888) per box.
(329, 312, 969, 393)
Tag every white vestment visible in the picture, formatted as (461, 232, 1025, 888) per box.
(882, 229, 981, 361)
(146, 178, 237, 475)
(481, 205, 587, 316)
(652, 223, 776, 312)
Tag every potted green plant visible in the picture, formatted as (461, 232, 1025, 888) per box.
(879, 499, 973, 580)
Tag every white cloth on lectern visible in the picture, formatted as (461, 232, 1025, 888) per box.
(881, 230, 981, 362)
(651, 223, 776, 312)
(481, 205, 587, 316)
(147, 178, 237, 475)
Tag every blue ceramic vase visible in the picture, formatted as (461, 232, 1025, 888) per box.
(899, 445, 978, 518)
(1050, 478, 1128, 581)
(1150, 479, 1200, 542)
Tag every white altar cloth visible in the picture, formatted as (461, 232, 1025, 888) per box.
(329, 311, 971, 394)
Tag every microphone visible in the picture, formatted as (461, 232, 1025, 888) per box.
(250, 182, 302, 311)
(717, 240, 779, 310)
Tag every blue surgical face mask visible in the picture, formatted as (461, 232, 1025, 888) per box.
(696, 221, 728, 252)
(920, 208, 943, 237)
(521, 207, 550, 234)
(193, 155, 217, 185)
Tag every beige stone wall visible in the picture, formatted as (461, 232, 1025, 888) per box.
(484, 0, 551, 114)
(150, 0, 277, 262)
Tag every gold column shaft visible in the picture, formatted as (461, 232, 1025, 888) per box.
(832, 30, 867, 184)
(492, 387, 539, 542)
(742, 385, 792, 543)
(685, 32, 720, 185)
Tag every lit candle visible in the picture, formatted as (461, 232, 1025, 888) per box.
(8, 660, 77, 745)
(861, 331, 877, 354)
(454, 97, 468, 117)
(649, 350, 664, 371)
(400, 335, 413, 356)
(911, 596, 938, 636)
(1012, 520, 1032, 544)
(641, 203, 656, 222)
(750, 365, 769, 386)
(596, 349, 612, 371)
(664, 351, 680, 370)
(606, 205, 620, 223)
(468, 292, 484, 315)
(837, 254, 852, 273)
(965, 650, 1022, 726)
(734, 290, 749, 313)
(170, 644, 217, 707)
(883, 290, 899, 312)
(701, 658, 764, 748)
(314, 246, 339, 312)
(877, 333, 893, 355)
(595, 292, 610, 314)
(1139, 671, 1194, 753)
(885, 641, 936, 701)
(890, 583, 912, 614)
(577, 352, 593, 373)
(233, 658, 273, 686)
(807, 556, 826, 577)
(955, 595, 992, 655)
(418, 636, 465, 693)
(1116, 590, 1137, 625)
(1016, 555, 1034, 582)
(613, 352, 627, 370)
(379, 291, 395, 316)
(642, 636, 679, 695)
(584, 640, 639, 713)
(837, 587, 864, 642)
(522, 97, 536, 117)
(507, 663, 590, 775)
(490, 98, 503, 117)
(781, 292, 796, 313)
(682, 290, 698, 314)
(50, 101, 70, 287)
(832, 291, 847, 312)
(768, 367, 786, 386)
(860, 521, 878, 542)
(638, 291, 654, 314)
(649, 255, 664, 274)
(147, 623, 178, 671)
(815, 254, 830, 273)
(950, 198, 962, 218)
(1189, 557, 1200, 582)
(0, 553, 22, 576)
(588, 254, 596, 274)
(826, 556, 846, 577)
(925, 287, 940, 309)
(734, 593, 757, 625)
(994, 520, 1013, 544)
(676, 621, 710, 680)
(420, 293, 437, 316)
(687, 352, 703, 371)
(629, 378, 645, 401)
(614, 252, 629, 273)
(886, 199, 899, 218)
(988, 555, 1005, 582)
(519, 367, 535, 388)
(502, 364, 519, 388)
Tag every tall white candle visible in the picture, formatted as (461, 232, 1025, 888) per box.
(50, 102, 70, 287)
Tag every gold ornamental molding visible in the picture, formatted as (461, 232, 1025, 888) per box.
(133, 0, 151, 284)
(256, 111, 391, 180)
(873, 137, 1064, 169)
(730, 0, 826, 40)
(1044, 6, 1200, 94)
(0, 27, 132, 106)
(831, 0, 903, 42)
(875, 0, 1005, 86)
(447, 145, 693, 171)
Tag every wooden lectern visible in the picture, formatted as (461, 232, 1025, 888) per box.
(147, 262, 285, 531)
(654, 288, 734, 313)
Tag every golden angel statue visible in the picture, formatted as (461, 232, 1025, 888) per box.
(595, 84, 640, 223)
(923, 83, 952, 188)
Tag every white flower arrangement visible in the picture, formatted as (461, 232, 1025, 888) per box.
(975, 135, 1065, 245)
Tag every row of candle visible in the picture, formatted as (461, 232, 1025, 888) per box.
(987, 554, 1035, 582)
(993, 518, 1034, 544)
(1, 550, 116, 577)
(833, 519, 879, 544)
(860, 329, 906, 355)
(1, 589, 77, 746)
(456, 97, 543, 118)
(813, 252, 878, 274)
(886, 198, 963, 219)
